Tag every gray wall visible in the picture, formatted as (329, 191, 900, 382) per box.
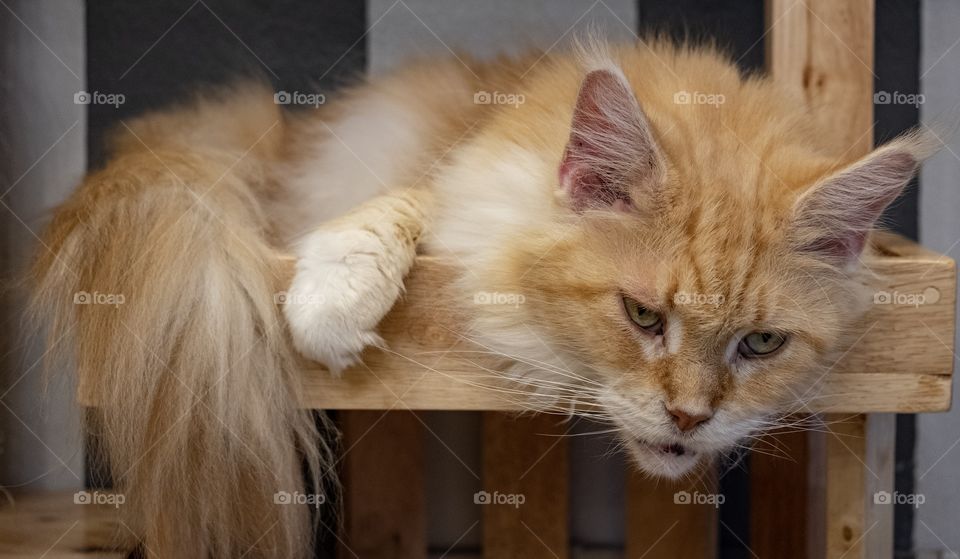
(916, 1, 960, 557)
(0, 0, 85, 491)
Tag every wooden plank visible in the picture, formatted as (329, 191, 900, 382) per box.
(835, 234, 956, 379)
(296, 371, 950, 414)
(0, 491, 132, 558)
(292, 230, 952, 413)
(751, 417, 919, 558)
(481, 413, 568, 559)
(625, 466, 718, 559)
(823, 415, 869, 559)
(339, 411, 426, 559)
(75, 232, 955, 413)
(296, 229, 953, 409)
(814, 373, 951, 413)
(750, 430, 811, 558)
(864, 414, 896, 559)
(765, 0, 875, 156)
(764, 3, 899, 559)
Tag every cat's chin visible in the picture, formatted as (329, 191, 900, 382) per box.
(625, 437, 704, 479)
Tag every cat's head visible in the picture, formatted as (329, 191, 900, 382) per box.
(459, 62, 929, 478)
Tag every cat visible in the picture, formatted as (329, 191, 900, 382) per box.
(29, 40, 930, 558)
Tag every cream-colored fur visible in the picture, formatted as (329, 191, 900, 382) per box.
(284, 189, 430, 370)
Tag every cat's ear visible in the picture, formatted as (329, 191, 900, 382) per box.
(790, 135, 930, 266)
(559, 68, 665, 212)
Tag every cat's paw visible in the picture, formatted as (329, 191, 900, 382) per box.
(282, 227, 407, 373)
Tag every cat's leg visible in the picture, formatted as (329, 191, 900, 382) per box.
(283, 188, 431, 372)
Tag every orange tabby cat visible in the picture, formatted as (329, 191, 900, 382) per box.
(30, 40, 929, 558)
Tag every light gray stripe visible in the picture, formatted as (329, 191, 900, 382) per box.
(916, 1, 960, 556)
(368, 0, 637, 75)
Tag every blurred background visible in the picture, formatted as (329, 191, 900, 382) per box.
(1, 1, 957, 558)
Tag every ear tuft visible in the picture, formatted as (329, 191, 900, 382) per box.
(560, 67, 664, 212)
(791, 132, 934, 265)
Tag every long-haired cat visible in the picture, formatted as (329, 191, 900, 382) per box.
(29, 40, 929, 557)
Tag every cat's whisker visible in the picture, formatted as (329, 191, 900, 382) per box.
(538, 427, 625, 438)
(431, 328, 607, 388)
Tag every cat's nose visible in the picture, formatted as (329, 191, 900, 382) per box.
(665, 405, 712, 432)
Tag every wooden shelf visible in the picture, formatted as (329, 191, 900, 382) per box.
(0, 492, 130, 558)
(77, 232, 955, 413)
(298, 231, 954, 414)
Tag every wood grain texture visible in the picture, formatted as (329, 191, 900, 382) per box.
(339, 411, 426, 559)
(75, 232, 955, 414)
(481, 413, 569, 559)
(625, 466, 718, 559)
(766, 0, 875, 156)
(750, 430, 811, 558)
(823, 415, 868, 559)
(764, 3, 899, 559)
(296, 229, 952, 413)
(0, 491, 131, 558)
(835, 233, 956, 379)
(864, 414, 896, 559)
(797, 414, 896, 559)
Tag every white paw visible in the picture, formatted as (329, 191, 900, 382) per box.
(282, 227, 407, 373)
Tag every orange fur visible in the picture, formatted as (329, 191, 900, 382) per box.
(30, 88, 331, 558)
(29, 40, 930, 556)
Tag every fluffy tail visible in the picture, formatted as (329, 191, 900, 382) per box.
(29, 85, 331, 558)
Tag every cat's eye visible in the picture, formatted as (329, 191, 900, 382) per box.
(738, 331, 786, 358)
(622, 296, 663, 335)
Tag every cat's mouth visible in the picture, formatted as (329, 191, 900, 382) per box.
(644, 440, 690, 456)
(626, 437, 703, 478)
(633, 437, 696, 458)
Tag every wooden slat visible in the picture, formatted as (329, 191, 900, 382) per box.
(823, 415, 869, 559)
(267, 229, 954, 414)
(804, 414, 897, 559)
(751, 415, 896, 559)
(75, 238, 955, 413)
(751, 417, 900, 559)
(815, 372, 951, 413)
(297, 370, 950, 414)
(0, 491, 131, 558)
(762, 3, 900, 559)
(765, 0, 875, 156)
(815, 414, 895, 559)
(289, 234, 952, 413)
(750, 430, 811, 558)
(864, 414, 896, 559)
(625, 467, 718, 559)
(339, 411, 426, 559)
(481, 413, 568, 559)
(836, 234, 956, 379)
